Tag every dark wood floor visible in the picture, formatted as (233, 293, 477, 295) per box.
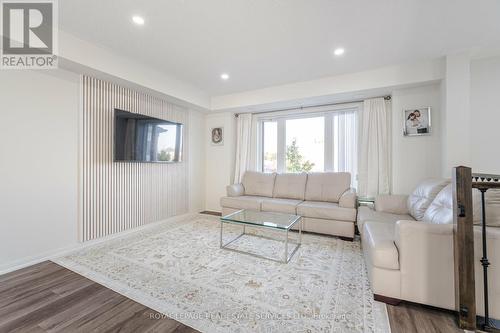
(0, 261, 466, 333)
(387, 302, 461, 333)
(0, 261, 198, 333)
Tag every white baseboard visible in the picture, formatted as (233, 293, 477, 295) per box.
(0, 213, 198, 276)
(0, 244, 83, 276)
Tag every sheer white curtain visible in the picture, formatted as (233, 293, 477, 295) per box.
(233, 113, 253, 183)
(331, 110, 358, 188)
(358, 98, 390, 197)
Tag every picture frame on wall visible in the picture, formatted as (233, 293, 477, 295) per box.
(211, 127, 224, 145)
(403, 107, 431, 136)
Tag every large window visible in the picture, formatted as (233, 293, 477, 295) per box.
(262, 121, 277, 172)
(285, 117, 324, 172)
(259, 107, 358, 184)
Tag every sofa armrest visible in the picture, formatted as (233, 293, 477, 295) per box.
(339, 188, 357, 208)
(226, 183, 244, 197)
(375, 194, 409, 214)
(394, 220, 455, 309)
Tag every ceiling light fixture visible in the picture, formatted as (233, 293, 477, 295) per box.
(220, 73, 230, 80)
(333, 48, 345, 56)
(132, 16, 145, 25)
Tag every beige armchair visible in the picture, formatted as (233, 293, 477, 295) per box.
(358, 179, 500, 318)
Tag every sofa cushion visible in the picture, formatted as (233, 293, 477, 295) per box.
(262, 198, 303, 214)
(423, 184, 453, 225)
(339, 188, 357, 208)
(297, 201, 356, 221)
(226, 183, 244, 197)
(220, 196, 264, 211)
(362, 222, 399, 270)
(407, 179, 450, 221)
(423, 184, 499, 226)
(242, 171, 276, 197)
(273, 173, 308, 200)
(375, 195, 409, 215)
(357, 206, 414, 235)
(304, 172, 351, 203)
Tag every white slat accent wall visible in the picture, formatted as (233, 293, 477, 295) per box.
(80, 76, 189, 242)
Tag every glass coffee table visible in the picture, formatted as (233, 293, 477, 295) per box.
(220, 209, 303, 263)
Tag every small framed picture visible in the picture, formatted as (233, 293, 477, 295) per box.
(211, 127, 224, 145)
(403, 107, 431, 136)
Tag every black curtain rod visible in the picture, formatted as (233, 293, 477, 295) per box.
(235, 95, 391, 117)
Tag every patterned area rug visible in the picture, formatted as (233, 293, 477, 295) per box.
(53, 216, 390, 333)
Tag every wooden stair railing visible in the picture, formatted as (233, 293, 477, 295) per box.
(453, 166, 476, 330)
(472, 173, 500, 331)
(453, 166, 500, 331)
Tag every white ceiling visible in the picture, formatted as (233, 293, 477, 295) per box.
(60, 0, 500, 96)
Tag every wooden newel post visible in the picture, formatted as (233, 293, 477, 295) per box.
(452, 166, 476, 330)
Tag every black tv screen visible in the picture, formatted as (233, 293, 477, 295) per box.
(114, 109, 183, 163)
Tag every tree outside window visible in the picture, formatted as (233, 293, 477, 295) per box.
(286, 138, 315, 172)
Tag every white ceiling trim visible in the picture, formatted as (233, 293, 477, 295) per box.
(58, 30, 211, 111)
(210, 58, 445, 112)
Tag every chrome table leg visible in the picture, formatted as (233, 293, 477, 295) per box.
(284, 229, 289, 263)
(299, 217, 302, 245)
(220, 220, 223, 248)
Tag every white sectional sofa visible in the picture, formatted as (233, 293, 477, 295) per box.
(220, 171, 357, 239)
(358, 179, 500, 318)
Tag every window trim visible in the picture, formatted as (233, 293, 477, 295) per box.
(257, 103, 361, 174)
(260, 120, 278, 172)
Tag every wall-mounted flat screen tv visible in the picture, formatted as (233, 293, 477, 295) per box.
(114, 109, 183, 163)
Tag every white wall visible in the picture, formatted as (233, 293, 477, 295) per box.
(0, 69, 80, 271)
(204, 113, 236, 211)
(188, 110, 207, 212)
(80, 77, 193, 241)
(0, 69, 207, 271)
(442, 53, 472, 174)
(211, 59, 444, 111)
(391, 84, 443, 194)
(471, 55, 500, 174)
(60, 31, 211, 110)
(202, 84, 443, 205)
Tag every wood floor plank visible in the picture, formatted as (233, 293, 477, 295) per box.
(0, 288, 58, 319)
(55, 294, 130, 332)
(143, 313, 193, 333)
(0, 261, 55, 283)
(0, 261, 469, 333)
(49, 273, 96, 297)
(16, 325, 47, 333)
(72, 299, 149, 332)
(0, 284, 105, 333)
(0, 268, 74, 297)
(103, 307, 178, 333)
(387, 302, 462, 333)
(0, 262, 64, 288)
(38, 288, 124, 332)
(0, 272, 85, 309)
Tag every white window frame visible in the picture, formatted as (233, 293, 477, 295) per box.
(256, 103, 361, 173)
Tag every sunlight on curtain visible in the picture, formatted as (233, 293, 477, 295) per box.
(234, 113, 253, 183)
(358, 98, 390, 197)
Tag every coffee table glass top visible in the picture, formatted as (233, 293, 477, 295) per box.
(221, 209, 301, 230)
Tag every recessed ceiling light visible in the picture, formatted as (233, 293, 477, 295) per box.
(333, 48, 345, 56)
(132, 16, 145, 25)
(220, 73, 230, 80)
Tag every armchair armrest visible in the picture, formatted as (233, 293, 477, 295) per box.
(375, 194, 409, 214)
(339, 188, 357, 208)
(226, 183, 244, 197)
(394, 220, 455, 309)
